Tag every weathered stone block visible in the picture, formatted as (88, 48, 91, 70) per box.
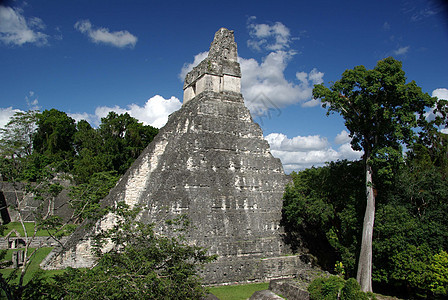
(269, 279, 310, 300)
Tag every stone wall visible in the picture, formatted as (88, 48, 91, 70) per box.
(0, 236, 69, 249)
(0, 180, 74, 224)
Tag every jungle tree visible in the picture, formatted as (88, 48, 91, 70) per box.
(312, 57, 445, 292)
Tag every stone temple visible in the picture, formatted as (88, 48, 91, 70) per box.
(42, 28, 308, 284)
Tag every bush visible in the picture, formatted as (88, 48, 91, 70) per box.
(308, 276, 371, 300)
(426, 250, 448, 296)
(308, 275, 345, 300)
(340, 278, 369, 300)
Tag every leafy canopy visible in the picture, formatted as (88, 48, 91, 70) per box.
(313, 57, 436, 161)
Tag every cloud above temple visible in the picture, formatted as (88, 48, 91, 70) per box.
(0, 107, 21, 130)
(179, 51, 209, 80)
(240, 18, 324, 114)
(247, 17, 292, 51)
(69, 95, 182, 128)
(429, 88, 448, 134)
(240, 54, 324, 114)
(0, 5, 49, 46)
(265, 132, 363, 172)
(74, 19, 137, 48)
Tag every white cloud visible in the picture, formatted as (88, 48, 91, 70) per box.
(432, 88, 448, 100)
(266, 133, 328, 151)
(247, 18, 291, 51)
(393, 46, 410, 56)
(71, 95, 182, 128)
(25, 91, 40, 110)
(240, 53, 324, 114)
(0, 5, 49, 46)
(337, 143, 363, 161)
(408, 1, 443, 22)
(74, 20, 137, 48)
(426, 88, 448, 121)
(0, 107, 22, 129)
(334, 130, 351, 144)
(179, 51, 208, 80)
(265, 132, 363, 173)
(243, 18, 323, 114)
(68, 112, 96, 125)
(427, 88, 448, 133)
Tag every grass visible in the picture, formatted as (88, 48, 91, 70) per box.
(0, 221, 73, 286)
(2, 221, 75, 237)
(0, 247, 54, 284)
(2, 221, 38, 237)
(209, 282, 269, 300)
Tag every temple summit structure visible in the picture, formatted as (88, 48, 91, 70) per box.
(42, 28, 309, 284)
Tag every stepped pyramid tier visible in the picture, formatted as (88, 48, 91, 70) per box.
(42, 28, 309, 284)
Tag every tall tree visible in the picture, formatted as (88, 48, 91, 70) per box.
(98, 112, 158, 174)
(0, 110, 38, 159)
(33, 109, 77, 170)
(312, 57, 443, 292)
(72, 120, 107, 182)
(0, 110, 39, 181)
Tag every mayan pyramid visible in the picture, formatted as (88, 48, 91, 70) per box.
(42, 28, 307, 284)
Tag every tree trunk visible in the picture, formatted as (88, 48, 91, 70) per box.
(356, 159, 375, 293)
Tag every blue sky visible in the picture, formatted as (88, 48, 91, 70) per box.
(1, 0, 447, 172)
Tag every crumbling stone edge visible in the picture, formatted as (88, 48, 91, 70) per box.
(248, 279, 310, 300)
(268, 279, 310, 300)
(249, 266, 331, 300)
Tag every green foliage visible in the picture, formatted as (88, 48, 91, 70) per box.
(340, 278, 371, 300)
(284, 141, 448, 297)
(308, 276, 370, 300)
(0, 110, 40, 181)
(0, 247, 54, 300)
(71, 112, 158, 183)
(390, 244, 431, 290)
(335, 261, 346, 277)
(387, 246, 448, 298)
(313, 57, 436, 160)
(312, 57, 443, 292)
(1, 109, 158, 184)
(18, 270, 59, 300)
(33, 109, 77, 170)
(0, 110, 38, 159)
(308, 275, 345, 300)
(0, 110, 159, 299)
(372, 137, 448, 298)
(50, 203, 215, 299)
(72, 120, 107, 182)
(37, 216, 77, 239)
(283, 160, 364, 276)
(68, 171, 119, 222)
(427, 250, 448, 295)
(96, 112, 158, 175)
